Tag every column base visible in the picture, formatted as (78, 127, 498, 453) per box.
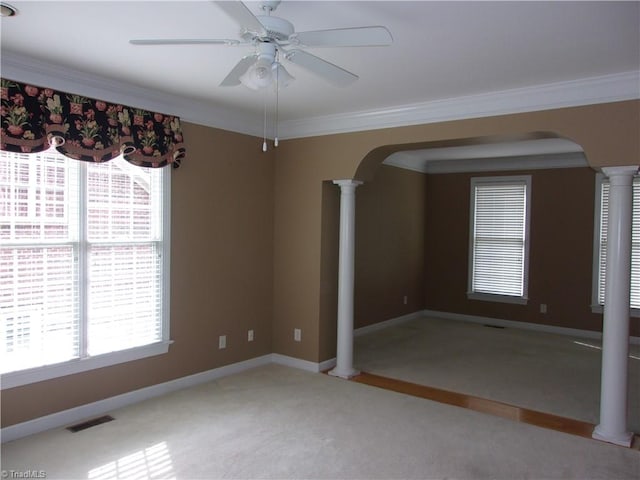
(328, 367, 360, 379)
(592, 425, 633, 447)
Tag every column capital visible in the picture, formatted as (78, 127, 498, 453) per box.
(601, 165, 638, 179)
(333, 179, 364, 189)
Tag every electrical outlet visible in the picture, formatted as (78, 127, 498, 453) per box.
(248, 329, 254, 342)
(294, 328, 302, 342)
(540, 304, 547, 314)
(403, 295, 408, 305)
(218, 335, 226, 349)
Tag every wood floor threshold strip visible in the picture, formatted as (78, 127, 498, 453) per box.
(351, 372, 640, 451)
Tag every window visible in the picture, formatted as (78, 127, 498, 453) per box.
(468, 176, 531, 304)
(0, 150, 171, 388)
(592, 174, 640, 313)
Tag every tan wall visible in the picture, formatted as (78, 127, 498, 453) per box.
(318, 181, 340, 361)
(354, 165, 427, 328)
(1, 122, 275, 427)
(272, 151, 324, 361)
(274, 100, 640, 363)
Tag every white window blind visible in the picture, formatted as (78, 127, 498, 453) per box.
(0, 150, 168, 377)
(595, 177, 640, 309)
(469, 176, 531, 302)
(0, 152, 80, 372)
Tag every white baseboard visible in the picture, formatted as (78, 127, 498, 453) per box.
(354, 310, 425, 337)
(2, 354, 308, 444)
(318, 357, 337, 372)
(270, 353, 335, 373)
(421, 309, 640, 345)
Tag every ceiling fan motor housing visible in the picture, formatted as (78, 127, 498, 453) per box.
(256, 42, 277, 65)
(253, 16, 294, 42)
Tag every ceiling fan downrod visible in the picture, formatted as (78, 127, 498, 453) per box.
(259, 1, 281, 14)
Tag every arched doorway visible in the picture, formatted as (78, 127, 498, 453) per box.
(323, 133, 637, 447)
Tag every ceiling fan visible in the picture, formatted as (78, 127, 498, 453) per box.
(130, 0, 393, 90)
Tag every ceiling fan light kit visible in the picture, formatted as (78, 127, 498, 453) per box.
(238, 42, 294, 90)
(130, 0, 392, 149)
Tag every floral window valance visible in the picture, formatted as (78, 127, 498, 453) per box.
(1, 78, 185, 168)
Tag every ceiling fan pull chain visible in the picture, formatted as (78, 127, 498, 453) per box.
(262, 87, 268, 152)
(274, 54, 280, 148)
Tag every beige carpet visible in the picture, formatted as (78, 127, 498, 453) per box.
(2, 364, 639, 479)
(354, 315, 640, 433)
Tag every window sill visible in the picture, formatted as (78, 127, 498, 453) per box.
(467, 292, 528, 305)
(591, 305, 640, 318)
(1, 341, 173, 390)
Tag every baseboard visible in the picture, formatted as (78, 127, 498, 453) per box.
(421, 309, 640, 345)
(1, 354, 274, 443)
(270, 353, 336, 373)
(1, 352, 337, 444)
(318, 357, 337, 372)
(354, 310, 425, 337)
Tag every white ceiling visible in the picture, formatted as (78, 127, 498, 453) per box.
(1, 1, 639, 143)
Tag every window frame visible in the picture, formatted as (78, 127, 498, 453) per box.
(591, 172, 640, 317)
(467, 175, 532, 305)
(0, 152, 172, 390)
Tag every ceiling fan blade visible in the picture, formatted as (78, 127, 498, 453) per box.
(130, 39, 241, 46)
(214, 1, 267, 37)
(285, 49, 358, 87)
(220, 55, 258, 86)
(291, 26, 393, 47)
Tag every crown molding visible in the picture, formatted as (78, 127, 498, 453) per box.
(2, 52, 638, 140)
(277, 71, 640, 139)
(384, 151, 589, 175)
(0, 52, 264, 138)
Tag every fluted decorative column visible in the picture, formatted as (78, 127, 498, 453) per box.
(592, 165, 636, 447)
(329, 179, 363, 379)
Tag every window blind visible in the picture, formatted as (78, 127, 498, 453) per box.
(85, 160, 163, 356)
(470, 179, 528, 298)
(596, 178, 640, 309)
